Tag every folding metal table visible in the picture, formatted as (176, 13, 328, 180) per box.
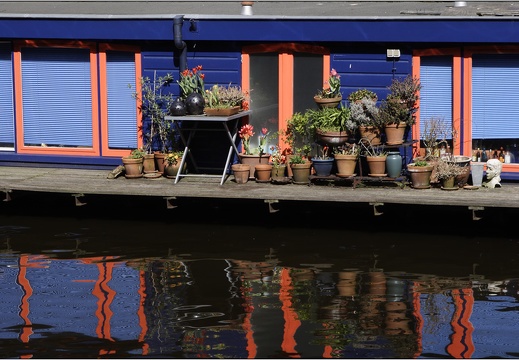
(164, 110, 251, 185)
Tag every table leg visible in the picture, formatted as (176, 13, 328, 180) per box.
(174, 146, 189, 184)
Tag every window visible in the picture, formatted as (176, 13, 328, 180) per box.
(413, 49, 461, 157)
(471, 53, 519, 163)
(243, 44, 329, 152)
(99, 45, 141, 157)
(13, 41, 140, 158)
(14, 41, 99, 155)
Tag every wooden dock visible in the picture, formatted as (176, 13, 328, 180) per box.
(1, 165, 519, 220)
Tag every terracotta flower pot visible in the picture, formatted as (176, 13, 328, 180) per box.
(154, 152, 166, 175)
(335, 154, 358, 176)
(384, 122, 407, 145)
(231, 164, 250, 184)
(164, 162, 185, 178)
(122, 157, 143, 179)
(313, 95, 342, 109)
(366, 155, 387, 176)
(290, 162, 312, 184)
(143, 153, 156, 174)
(271, 164, 286, 179)
(239, 153, 271, 179)
(407, 164, 434, 189)
(255, 164, 272, 182)
(359, 126, 382, 146)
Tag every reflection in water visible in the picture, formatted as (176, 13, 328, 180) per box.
(0, 193, 519, 358)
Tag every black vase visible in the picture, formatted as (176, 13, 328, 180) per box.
(185, 92, 205, 115)
(169, 97, 186, 116)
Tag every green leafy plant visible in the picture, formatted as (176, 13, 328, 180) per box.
(128, 148, 146, 159)
(306, 105, 355, 133)
(412, 160, 429, 167)
(347, 89, 377, 103)
(289, 154, 306, 164)
(285, 112, 313, 157)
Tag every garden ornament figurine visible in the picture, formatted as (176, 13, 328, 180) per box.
(483, 159, 502, 188)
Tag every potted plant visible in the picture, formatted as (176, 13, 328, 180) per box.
(360, 138, 387, 176)
(285, 112, 313, 159)
(348, 91, 382, 145)
(163, 150, 185, 178)
(378, 75, 422, 145)
(177, 65, 205, 114)
(436, 158, 466, 190)
(270, 145, 287, 180)
(231, 163, 250, 184)
(289, 154, 311, 184)
(347, 89, 377, 104)
(334, 142, 360, 177)
(238, 124, 272, 178)
(204, 83, 250, 116)
(313, 68, 342, 108)
(311, 145, 334, 177)
(407, 159, 434, 189)
(122, 148, 145, 178)
(306, 105, 355, 147)
(131, 72, 176, 174)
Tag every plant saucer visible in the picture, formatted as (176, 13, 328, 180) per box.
(368, 173, 387, 177)
(463, 185, 479, 190)
(143, 172, 163, 179)
(336, 173, 356, 178)
(271, 177, 291, 184)
(441, 186, 459, 191)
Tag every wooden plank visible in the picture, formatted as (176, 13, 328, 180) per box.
(0, 166, 518, 210)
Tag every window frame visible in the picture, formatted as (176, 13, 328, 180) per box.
(412, 49, 462, 158)
(99, 44, 141, 157)
(13, 40, 100, 156)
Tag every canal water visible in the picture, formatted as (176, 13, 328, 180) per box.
(1, 191, 519, 358)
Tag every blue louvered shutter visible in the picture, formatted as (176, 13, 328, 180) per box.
(21, 47, 92, 147)
(472, 54, 519, 139)
(106, 51, 137, 149)
(0, 43, 14, 149)
(419, 56, 453, 139)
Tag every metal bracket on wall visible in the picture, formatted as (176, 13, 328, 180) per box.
(468, 206, 484, 221)
(369, 202, 384, 216)
(3, 189, 12, 202)
(265, 199, 280, 213)
(72, 193, 86, 206)
(165, 196, 178, 209)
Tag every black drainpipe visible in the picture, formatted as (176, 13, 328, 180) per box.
(173, 15, 187, 72)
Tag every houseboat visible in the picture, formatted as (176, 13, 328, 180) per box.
(1, 1, 519, 179)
